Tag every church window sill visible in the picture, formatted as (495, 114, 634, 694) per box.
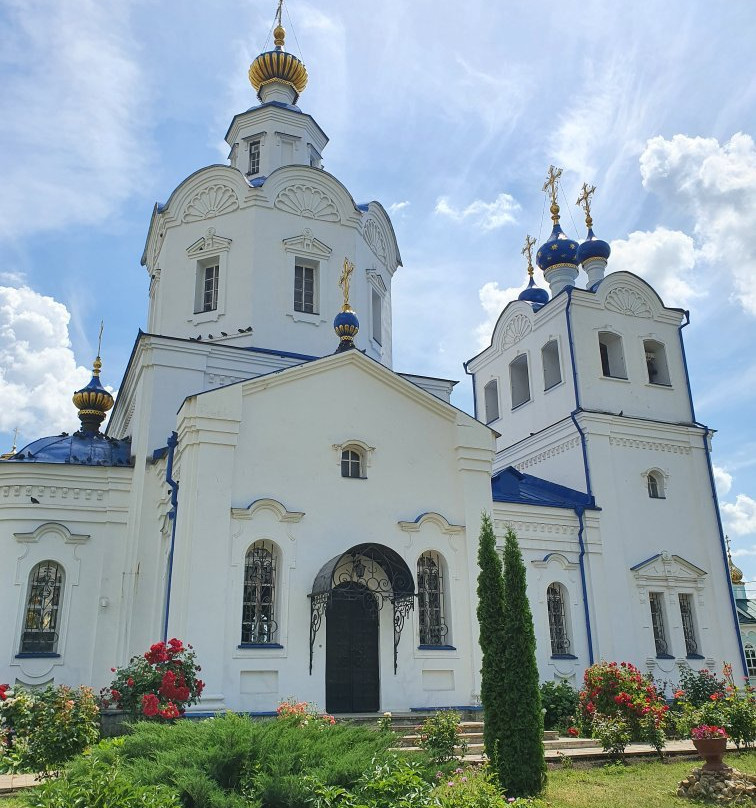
(15, 652, 61, 659)
(550, 654, 577, 660)
(417, 644, 456, 651)
(237, 643, 284, 650)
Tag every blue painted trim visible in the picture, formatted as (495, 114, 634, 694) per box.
(417, 644, 457, 651)
(409, 705, 483, 712)
(245, 345, 318, 361)
(550, 654, 578, 660)
(686, 654, 705, 660)
(162, 431, 179, 643)
(677, 310, 696, 423)
(564, 286, 595, 665)
(700, 424, 750, 678)
(630, 553, 662, 572)
(238, 643, 284, 649)
(656, 653, 675, 660)
(15, 652, 60, 659)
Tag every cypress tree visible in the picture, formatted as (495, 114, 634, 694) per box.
(499, 526, 546, 796)
(476, 514, 508, 785)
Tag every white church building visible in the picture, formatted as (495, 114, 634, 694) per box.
(0, 18, 746, 714)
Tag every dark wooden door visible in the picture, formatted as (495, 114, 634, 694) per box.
(325, 583, 379, 713)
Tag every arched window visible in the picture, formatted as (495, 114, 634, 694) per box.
(598, 331, 627, 379)
(644, 339, 670, 386)
(341, 448, 364, 478)
(746, 644, 756, 677)
(21, 561, 64, 654)
(547, 582, 570, 656)
(509, 354, 531, 409)
(241, 541, 278, 644)
(484, 380, 499, 423)
(417, 551, 449, 645)
(647, 470, 666, 499)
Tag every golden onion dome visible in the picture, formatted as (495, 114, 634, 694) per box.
(72, 356, 114, 433)
(248, 23, 308, 103)
(730, 558, 744, 585)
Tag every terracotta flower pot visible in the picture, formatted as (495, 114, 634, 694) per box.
(692, 736, 728, 771)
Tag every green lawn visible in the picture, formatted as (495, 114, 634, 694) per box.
(543, 751, 756, 808)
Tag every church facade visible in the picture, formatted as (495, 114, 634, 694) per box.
(0, 21, 745, 714)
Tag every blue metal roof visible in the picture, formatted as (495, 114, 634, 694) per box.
(7, 432, 132, 466)
(491, 466, 596, 510)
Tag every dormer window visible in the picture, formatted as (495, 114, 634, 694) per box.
(248, 139, 261, 175)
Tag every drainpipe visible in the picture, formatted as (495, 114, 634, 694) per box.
(162, 431, 179, 643)
(564, 286, 595, 663)
(463, 359, 479, 421)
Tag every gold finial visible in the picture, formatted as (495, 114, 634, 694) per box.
(725, 535, 744, 585)
(93, 321, 104, 377)
(0, 427, 18, 460)
(273, 0, 285, 47)
(521, 235, 536, 277)
(576, 182, 596, 230)
(543, 165, 563, 225)
(339, 258, 355, 312)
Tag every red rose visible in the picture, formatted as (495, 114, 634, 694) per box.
(141, 693, 159, 717)
(567, 727, 579, 737)
(127, 678, 135, 688)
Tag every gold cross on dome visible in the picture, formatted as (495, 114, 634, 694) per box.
(97, 320, 104, 357)
(521, 235, 536, 276)
(275, 0, 283, 26)
(576, 182, 596, 228)
(339, 258, 354, 310)
(542, 165, 563, 207)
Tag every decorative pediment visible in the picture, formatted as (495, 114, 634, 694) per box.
(282, 228, 332, 259)
(631, 551, 707, 586)
(231, 498, 305, 523)
(363, 217, 388, 263)
(14, 522, 90, 545)
(366, 269, 387, 294)
(274, 185, 340, 222)
(500, 313, 532, 349)
(531, 552, 578, 571)
(605, 287, 653, 318)
(182, 184, 239, 222)
(398, 512, 464, 536)
(186, 227, 232, 258)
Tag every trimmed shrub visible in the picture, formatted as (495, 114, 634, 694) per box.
(539, 681, 579, 733)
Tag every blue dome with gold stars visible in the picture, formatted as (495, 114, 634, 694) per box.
(536, 223, 579, 271)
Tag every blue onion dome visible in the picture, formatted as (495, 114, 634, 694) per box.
(248, 23, 308, 103)
(334, 307, 359, 353)
(575, 183, 611, 264)
(517, 234, 549, 310)
(72, 355, 114, 434)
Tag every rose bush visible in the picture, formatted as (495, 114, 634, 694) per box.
(276, 697, 335, 728)
(102, 638, 204, 721)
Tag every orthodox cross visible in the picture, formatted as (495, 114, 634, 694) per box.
(94, 320, 104, 376)
(576, 182, 596, 229)
(542, 165, 563, 207)
(339, 258, 354, 311)
(275, 0, 283, 26)
(97, 320, 104, 356)
(521, 235, 536, 277)
(9, 426, 18, 454)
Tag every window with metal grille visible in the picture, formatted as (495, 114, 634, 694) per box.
(201, 264, 219, 312)
(547, 582, 570, 655)
(417, 551, 448, 645)
(248, 139, 261, 175)
(341, 448, 362, 478)
(21, 561, 64, 654)
(746, 644, 756, 677)
(678, 593, 699, 656)
(649, 591, 669, 656)
(241, 541, 277, 644)
(294, 263, 316, 313)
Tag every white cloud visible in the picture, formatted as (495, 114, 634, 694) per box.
(0, 0, 150, 241)
(0, 285, 92, 442)
(721, 494, 756, 538)
(388, 201, 410, 216)
(713, 465, 733, 497)
(639, 133, 756, 315)
(435, 193, 520, 232)
(609, 227, 701, 307)
(474, 281, 524, 349)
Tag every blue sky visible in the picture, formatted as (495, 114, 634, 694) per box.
(2, 0, 756, 589)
